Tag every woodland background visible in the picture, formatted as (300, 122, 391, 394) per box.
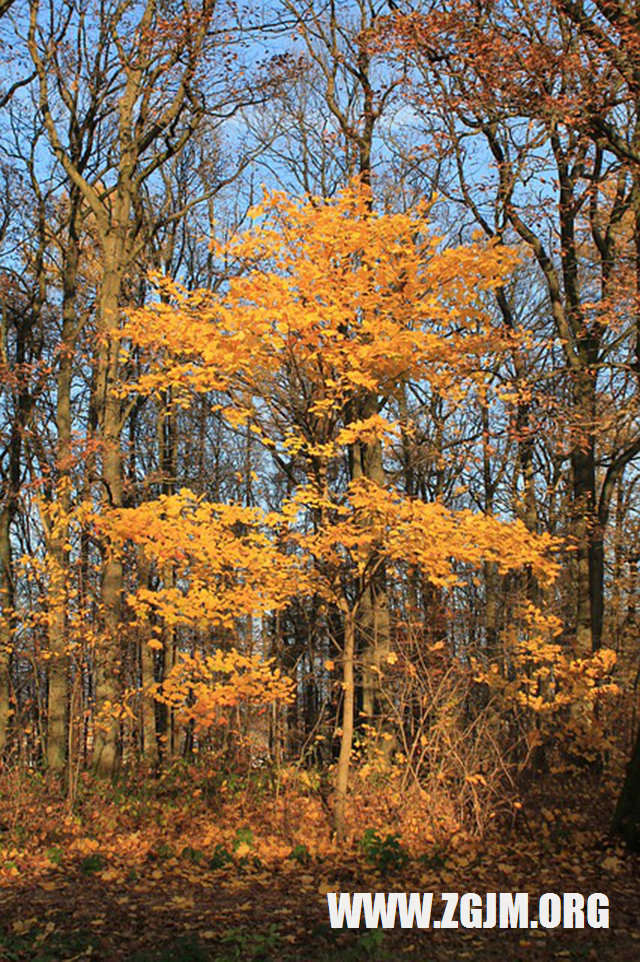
(0, 1, 639, 960)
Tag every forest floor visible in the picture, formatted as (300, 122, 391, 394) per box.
(0, 766, 637, 962)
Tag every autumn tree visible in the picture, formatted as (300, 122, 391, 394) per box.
(120, 181, 560, 835)
(25, 0, 264, 774)
(0, 0, 632, 852)
(0, 151, 51, 757)
(255, 0, 417, 731)
(548, 0, 640, 849)
(386, 0, 640, 657)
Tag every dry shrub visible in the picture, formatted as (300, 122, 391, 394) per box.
(349, 615, 622, 842)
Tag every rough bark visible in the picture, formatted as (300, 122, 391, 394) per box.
(0, 508, 12, 755)
(611, 720, 640, 850)
(46, 207, 80, 772)
(92, 253, 126, 777)
(334, 610, 355, 841)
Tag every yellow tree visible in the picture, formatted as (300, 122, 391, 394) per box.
(97, 492, 299, 751)
(121, 181, 559, 835)
(28, 0, 220, 775)
(282, 477, 558, 835)
(127, 181, 520, 726)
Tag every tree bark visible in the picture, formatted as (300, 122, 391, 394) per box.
(570, 368, 598, 655)
(334, 610, 355, 841)
(0, 507, 12, 755)
(92, 251, 126, 777)
(46, 204, 81, 772)
(612, 719, 640, 850)
(348, 395, 391, 734)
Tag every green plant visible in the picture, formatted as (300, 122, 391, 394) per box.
(216, 923, 280, 961)
(151, 841, 175, 860)
(418, 845, 448, 871)
(308, 925, 388, 962)
(181, 845, 207, 864)
(0, 926, 100, 962)
(45, 846, 63, 865)
(79, 852, 106, 874)
(209, 843, 233, 870)
(357, 929, 386, 958)
(232, 826, 254, 851)
(287, 843, 311, 866)
(231, 826, 262, 870)
(358, 829, 408, 872)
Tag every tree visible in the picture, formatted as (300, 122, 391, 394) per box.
(612, 719, 640, 849)
(122, 181, 558, 835)
(0, 156, 49, 758)
(387, 0, 640, 654)
(26, 0, 239, 774)
(255, 0, 413, 732)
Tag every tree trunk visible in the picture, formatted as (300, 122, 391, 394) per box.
(92, 251, 126, 777)
(349, 396, 391, 729)
(611, 720, 640, 850)
(0, 507, 12, 755)
(482, 404, 501, 658)
(138, 554, 159, 764)
(46, 224, 79, 772)
(334, 610, 355, 841)
(570, 367, 598, 655)
(46, 549, 68, 772)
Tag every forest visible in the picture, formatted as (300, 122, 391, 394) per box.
(0, 0, 639, 959)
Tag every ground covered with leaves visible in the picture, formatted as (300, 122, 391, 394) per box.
(0, 766, 637, 962)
